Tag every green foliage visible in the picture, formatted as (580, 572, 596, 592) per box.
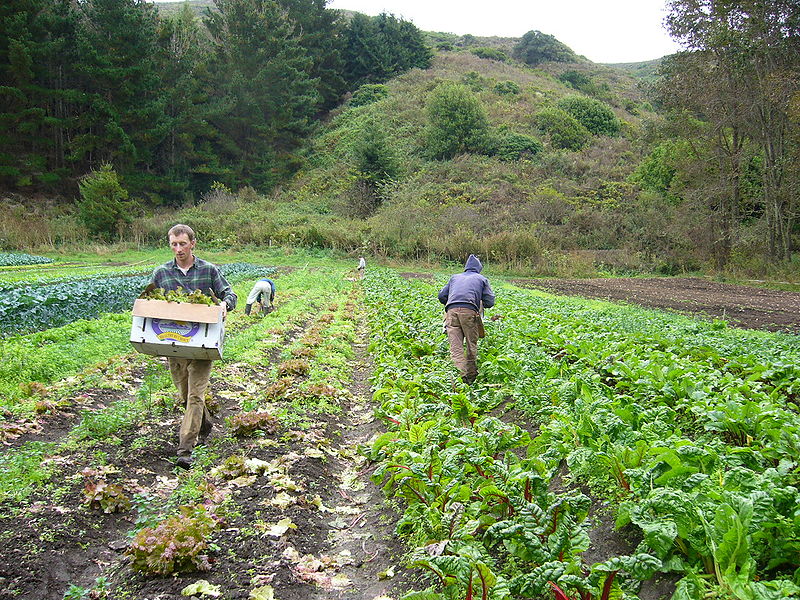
(488, 130, 543, 161)
(343, 12, 432, 86)
(535, 107, 591, 151)
(493, 80, 521, 95)
(77, 164, 133, 241)
(559, 70, 591, 90)
(426, 82, 490, 159)
(128, 504, 218, 574)
(471, 47, 507, 62)
(512, 30, 577, 66)
(630, 142, 680, 201)
(361, 270, 800, 598)
(557, 96, 620, 137)
(143, 286, 218, 305)
(350, 83, 389, 107)
(351, 119, 401, 186)
(348, 118, 401, 216)
(205, 0, 321, 190)
(0, 252, 53, 266)
(460, 71, 487, 91)
(63, 577, 110, 600)
(0, 441, 56, 502)
(0, 272, 149, 336)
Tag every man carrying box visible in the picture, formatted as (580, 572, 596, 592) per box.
(150, 224, 237, 469)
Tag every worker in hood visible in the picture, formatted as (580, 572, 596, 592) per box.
(438, 254, 495, 384)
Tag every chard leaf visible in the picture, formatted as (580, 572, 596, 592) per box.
(181, 580, 221, 597)
(248, 585, 275, 600)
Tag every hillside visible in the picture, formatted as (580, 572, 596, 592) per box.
(141, 1, 669, 275)
(184, 47, 659, 275)
(605, 57, 665, 82)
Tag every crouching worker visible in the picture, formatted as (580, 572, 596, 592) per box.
(438, 254, 495, 385)
(150, 224, 237, 469)
(245, 277, 276, 316)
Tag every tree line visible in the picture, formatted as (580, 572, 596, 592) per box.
(651, 0, 799, 263)
(0, 0, 431, 204)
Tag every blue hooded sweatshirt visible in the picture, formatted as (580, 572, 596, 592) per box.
(438, 255, 495, 312)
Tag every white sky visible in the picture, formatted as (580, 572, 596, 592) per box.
(326, 0, 684, 63)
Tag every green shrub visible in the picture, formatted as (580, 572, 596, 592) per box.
(493, 80, 521, 95)
(534, 107, 591, 151)
(351, 119, 400, 187)
(350, 84, 389, 107)
(557, 95, 621, 136)
(512, 30, 577, 65)
(426, 81, 490, 159)
(471, 47, 507, 62)
(488, 130, 543, 161)
(128, 505, 218, 575)
(558, 70, 591, 90)
(630, 142, 681, 201)
(461, 71, 486, 91)
(77, 164, 133, 241)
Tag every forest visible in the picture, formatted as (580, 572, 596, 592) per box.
(0, 0, 798, 276)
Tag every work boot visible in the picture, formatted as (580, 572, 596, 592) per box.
(176, 455, 193, 470)
(198, 421, 213, 446)
(245, 303, 252, 316)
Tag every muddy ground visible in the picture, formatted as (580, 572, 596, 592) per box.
(0, 295, 419, 600)
(510, 277, 800, 334)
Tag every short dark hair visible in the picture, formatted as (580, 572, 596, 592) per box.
(168, 224, 195, 241)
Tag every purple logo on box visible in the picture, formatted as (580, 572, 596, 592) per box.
(151, 319, 199, 343)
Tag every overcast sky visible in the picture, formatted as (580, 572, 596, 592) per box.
(326, 0, 684, 63)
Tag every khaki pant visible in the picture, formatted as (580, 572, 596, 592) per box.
(168, 357, 213, 456)
(445, 308, 482, 383)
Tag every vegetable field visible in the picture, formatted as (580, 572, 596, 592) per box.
(1, 256, 799, 600)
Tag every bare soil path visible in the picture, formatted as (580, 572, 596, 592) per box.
(0, 288, 412, 600)
(511, 277, 800, 333)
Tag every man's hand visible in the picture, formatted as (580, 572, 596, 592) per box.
(221, 303, 228, 321)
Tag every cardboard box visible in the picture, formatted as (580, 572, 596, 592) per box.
(130, 299, 225, 360)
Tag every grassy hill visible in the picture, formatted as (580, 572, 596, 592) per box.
(10, 1, 671, 276)
(159, 45, 665, 276)
(605, 58, 665, 82)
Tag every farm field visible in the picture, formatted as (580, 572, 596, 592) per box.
(1, 253, 799, 600)
(511, 277, 800, 333)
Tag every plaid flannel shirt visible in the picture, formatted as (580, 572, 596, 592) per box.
(151, 257, 237, 310)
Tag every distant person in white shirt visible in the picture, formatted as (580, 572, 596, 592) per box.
(245, 278, 275, 315)
(357, 256, 366, 278)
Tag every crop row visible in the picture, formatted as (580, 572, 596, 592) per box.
(362, 269, 800, 600)
(486, 287, 800, 599)
(1, 268, 364, 599)
(0, 252, 53, 267)
(0, 265, 152, 291)
(0, 262, 277, 336)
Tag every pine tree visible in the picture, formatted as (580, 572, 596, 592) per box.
(279, 0, 348, 111)
(71, 0, 166, 186)
(0, 0, 78, 190)
(154, 5, 222, 203)
(343, 12, 431, 87)
(206, 0, 320, 190)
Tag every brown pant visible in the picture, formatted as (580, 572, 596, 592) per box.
(445, 308, 482, 382)
(168, 357, 213, 456)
